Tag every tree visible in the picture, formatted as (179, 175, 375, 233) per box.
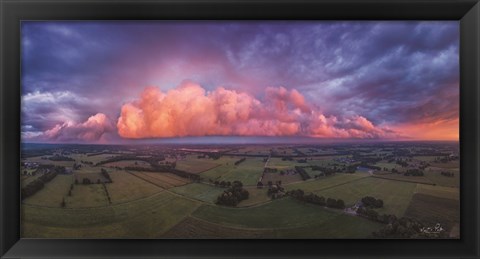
(326, 198, 337, 208)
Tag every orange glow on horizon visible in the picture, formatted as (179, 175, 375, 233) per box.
(392, 118, 459, 141)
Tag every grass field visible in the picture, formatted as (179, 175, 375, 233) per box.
(371, 173, 434, 185)
(74, 166, 104, 174)
(74, 172, 109, 184)
(21, 143, 459, 239)
(374, 162, 403, 171)
(66, 184, 109, 208)
(23, 175, 73, 207)
(23, 156, 75, 167)
(192, 197, 383, 238)
(414, 184, 459, 201)
(267, 157, 307, 169)
(142, 172, 190, 186)
(285, 173, 369, 193)
(423, 169, 459, 188)
(21, 174, 41, 186)
(22, 192, 201, 238)
(237, 187, 270, 207)
(107, 171, 162, 204)
(430, 161, 459, 169)
(170, 183, 226, 203)
(70, 153, 120, 164)
(176, 156, 220, 173)
(261, 171, 303, 184)
(199, 157, 239, 180)
(313, 177, 417, 217)
(130, 172, 190, 189)
(215, 157, 265, 185)
(404, 193, 460, 233)
(162, 216, 274, 238)
(102, 160, 152, 169)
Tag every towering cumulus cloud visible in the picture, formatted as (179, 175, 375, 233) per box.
(117, 81, 397, 139)
(24, 113, 115, 142)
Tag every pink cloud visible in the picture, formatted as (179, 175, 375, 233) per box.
(117, 81, 398, 139)
(24, 113, 115, 143)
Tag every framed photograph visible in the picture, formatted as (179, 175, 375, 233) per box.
(1, 0, 479, 258)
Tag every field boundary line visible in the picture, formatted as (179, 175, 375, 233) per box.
(21, 189, 167, 210)
(310, 175, 373, 193)
(127, 171, 171, 189)
(194, 163, 222, 174)
(127, 170, 215, 204)
(371, 175, 435, 186)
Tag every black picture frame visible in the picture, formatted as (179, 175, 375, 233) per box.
(1, 0, 479, 258)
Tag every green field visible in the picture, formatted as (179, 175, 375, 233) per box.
(404, 193, 460, 232)
(423, 169, 460, 188)
(199, 157, 239, 180)
(103, 160, 152, 169)
(371, 173, 434, 185)
(176, 156, 220, 173)
(21, 142, 460, 239)
(162, 216, 274, 238)
(70, 153, 120, 164)
(285, 173, 369, 193)
(313, 177, 417, 216)
(237, 187, 270, 207)
(66, 184, 109, 208)
(106, 171, 162, 204)
(414, 184, 459, 201)
(192, 197, 383, 238)
(22, 192, 201, 238)
(215, 157, 264, 185)
(267, 157, 307, 169)
(170, 183, 226, 203)
(23, 175, 73, 207)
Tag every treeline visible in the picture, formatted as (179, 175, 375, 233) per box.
(361, 196, 384, 208)
(311, 165, 336, 176)
(21, 171, 59, 200)
(125, 166, 201, 181)
(287, 189, 345, 209)
(234, 158, 246, 166)
(213, 180, 232, 188)
(435, 155, 458, 163)
(357, 207, 396, 224)
(264, 167, 277, 173)
(21, 150, 53, 159)
(101, 168, 112, 183)
(87, 151, 108, 157)
(358, 164, 381, 171)
(372, 216, 447, 238)
(441, 171, 455, 177)
(96, 155, 165, 167)
(294, 166, 311, 180)
(404, 169, 424, 176)
(102, 183, 112, 204)
(216, 181, 249, 206)
(48, 154, 75, 161)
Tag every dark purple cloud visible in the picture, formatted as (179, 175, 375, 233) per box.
(21, 21, 459, 142)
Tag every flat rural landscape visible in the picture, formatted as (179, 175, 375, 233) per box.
(21, 141, 460, 239)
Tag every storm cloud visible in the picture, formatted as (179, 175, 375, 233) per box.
(21, 21, 459, 142)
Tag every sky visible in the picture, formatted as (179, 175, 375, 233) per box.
(20, 21, 459, 144)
